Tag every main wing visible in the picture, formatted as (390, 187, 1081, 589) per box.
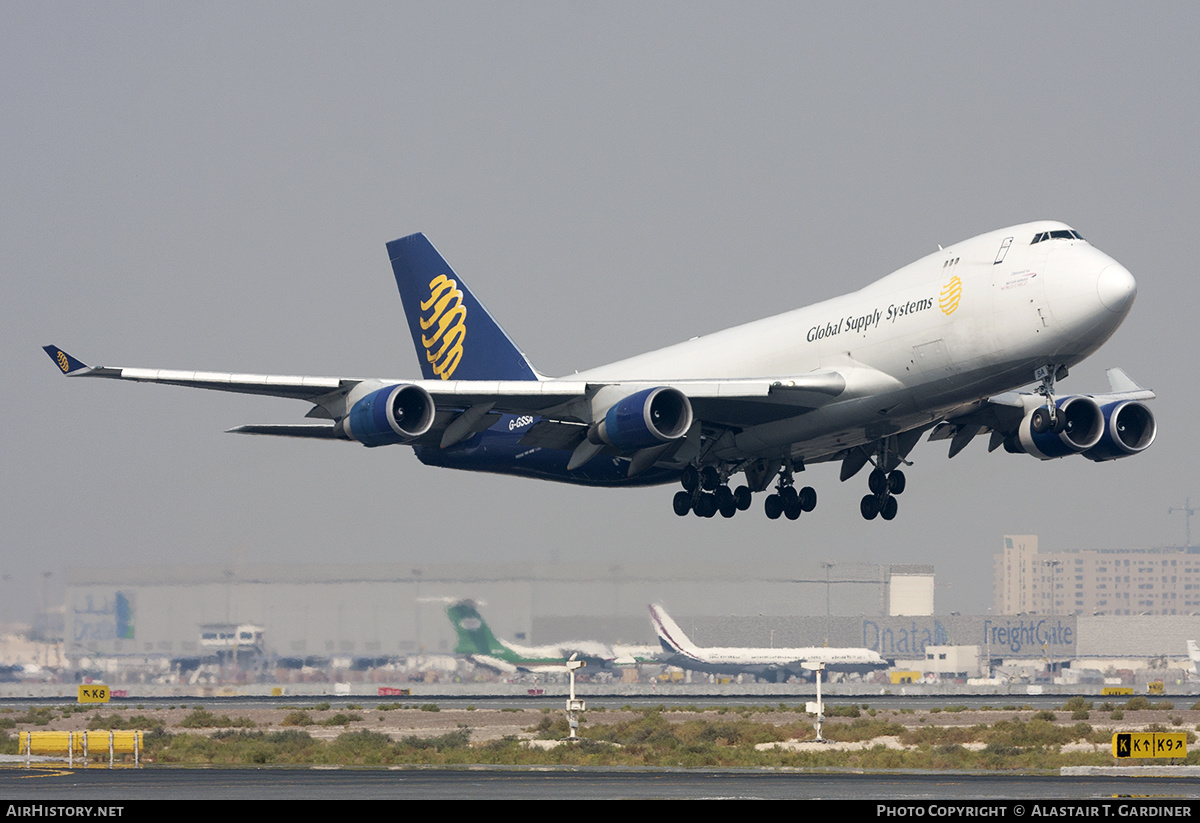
(928, 368, 1156, 461)
(43, 344, 583, 441)
(42, 344, 860, 453)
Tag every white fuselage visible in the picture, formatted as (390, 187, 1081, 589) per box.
(567, 221, 1135, 463)
(650, 604, 887, 677)
(677, 645, 885, 668)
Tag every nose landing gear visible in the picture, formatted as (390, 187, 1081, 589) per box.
(1030, 364, 1069, 434)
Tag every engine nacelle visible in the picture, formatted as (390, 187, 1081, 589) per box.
(1083, 400, 1157, 462)
(1007, 395, 1104, 460)
(590, 387, 693, 451)
(343, 384, 435, 447)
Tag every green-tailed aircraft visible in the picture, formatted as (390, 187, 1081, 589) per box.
(446, 600, 658, 674)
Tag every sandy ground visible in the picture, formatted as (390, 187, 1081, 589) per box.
(7, 703, 1198, 750)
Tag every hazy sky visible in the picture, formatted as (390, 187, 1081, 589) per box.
(5, 2, 1199, 621)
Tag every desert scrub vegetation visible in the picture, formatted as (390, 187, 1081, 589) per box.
(9, 699, 1197, 770)
(177, 708, 256, 729)
(85, 708, 1200, 770)
(149, 728, 479, 767)
(87, 713, 165, 732)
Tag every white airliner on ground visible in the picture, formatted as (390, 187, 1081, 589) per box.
(648, 603, 889, 682)
(446, 599, 658, 674)
(44, 220, 1154, 520)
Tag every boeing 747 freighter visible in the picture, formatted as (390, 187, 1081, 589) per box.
(45, 221, 1154, 521)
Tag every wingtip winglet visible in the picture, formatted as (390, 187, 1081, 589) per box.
(42, 345, 89, 375)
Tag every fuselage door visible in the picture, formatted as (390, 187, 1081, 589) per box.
(912, 338, 959, 377)
(993, 236, 1013, 265)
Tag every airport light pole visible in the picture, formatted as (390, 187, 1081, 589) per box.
(821, 561, 834, 645)
(802, 661, 827, 743)
(565, 654, 586, 740)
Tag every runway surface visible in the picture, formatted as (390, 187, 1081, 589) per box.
(3, 766, 1200, 800)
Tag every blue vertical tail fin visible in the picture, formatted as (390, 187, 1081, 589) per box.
(387, 233, 539, 381)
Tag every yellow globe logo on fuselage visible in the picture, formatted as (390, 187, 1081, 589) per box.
(419, 274, 467, 379)
(939, 275, 962, 316)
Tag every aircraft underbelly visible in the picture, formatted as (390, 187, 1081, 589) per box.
(722, 353, 1063, 461)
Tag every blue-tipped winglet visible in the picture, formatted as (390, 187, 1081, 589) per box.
(386, 233, 539, 382)
(43, 345, 90, 375)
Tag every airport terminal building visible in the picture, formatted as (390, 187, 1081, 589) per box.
(63, 558, 927, 665)
(59, 539, 1200, 679)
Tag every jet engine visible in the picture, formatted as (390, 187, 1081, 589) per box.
(342, 384, 435, 447)
(1005, 395, 1104, 460)
(590, 387, 693, 451)
(1082, 400, 1157, 462)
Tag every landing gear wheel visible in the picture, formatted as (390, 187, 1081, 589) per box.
(733, 485, 753, 511)
(681, 465, 699, 492)
(701, 465, 721, 491)
(780, 486, 799, 507)
(868, 469, 888, 496)
(764, 494, 783, 520)
(798, 486, 817, 512)
(860, 494, 880, 520)
(784, 496, 802, 520)
(880, 495, 899, 521)
(887, 470, 906, 495)
(1031, 407, 1052, 434)
(715, 486, 736, 517)
(672, 490, 692, 516)
(694, 493, 718, 518)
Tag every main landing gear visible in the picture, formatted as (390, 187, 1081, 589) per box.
(855, 434, 913, 521)
(860, 468, 905, 521)
(673, 465, 752, 518)
(672, 463, 815, 521)
(763, 470, 817, 521)
(672, 438, 919, 522)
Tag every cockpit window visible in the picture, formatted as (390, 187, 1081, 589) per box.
(1030, 229, 1086, 244)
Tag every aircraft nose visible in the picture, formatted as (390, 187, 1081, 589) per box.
(1097, 262, 1136, 313)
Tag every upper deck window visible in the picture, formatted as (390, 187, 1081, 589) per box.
(1031, 229, 1086, 244)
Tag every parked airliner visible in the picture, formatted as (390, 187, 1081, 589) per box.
(447, 599, 657, 674)
(44, 221, 1154, 520)
(649, 603, 889, 682)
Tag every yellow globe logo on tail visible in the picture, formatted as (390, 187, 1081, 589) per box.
(56, 350, 70, 373)
(420, 274, 467, 379)
(939, 275, 962, 316)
